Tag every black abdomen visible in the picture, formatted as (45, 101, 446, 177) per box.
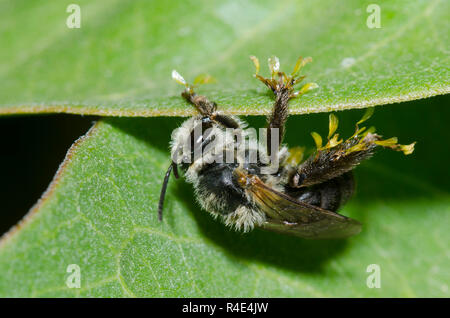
(285, 172, 355, 212)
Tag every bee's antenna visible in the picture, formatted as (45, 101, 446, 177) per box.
(158, 162, 175, 221)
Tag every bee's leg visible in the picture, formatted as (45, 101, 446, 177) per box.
(181, 87, 217, 118)
(172, 70, 217, 117)
(183, 89, 243, 128)
(289, 136, 379, 188)
(289, 111, 380, 188)
(250, 56, 317, 157)
(172, 70, 241, 129)
(266, 88, 290, 156)
(289, 109, 415, 188)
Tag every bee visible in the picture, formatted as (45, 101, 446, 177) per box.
(158, 56, 415, 239)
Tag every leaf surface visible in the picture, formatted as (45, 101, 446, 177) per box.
(0, 0, 448, 116)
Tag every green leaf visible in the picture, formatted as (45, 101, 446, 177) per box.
(1, 96, 449, 297)
(0, 0, 448, 116)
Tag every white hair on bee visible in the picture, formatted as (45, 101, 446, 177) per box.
(169, 116, 198, 161)
(171, 115, 274, 181)
(193, 189, 265, 232)
(222, 205, 266, 232)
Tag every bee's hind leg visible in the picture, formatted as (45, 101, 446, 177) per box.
(289, 109, 415, 188)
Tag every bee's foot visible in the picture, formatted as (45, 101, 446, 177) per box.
(250, 55, 318, 99)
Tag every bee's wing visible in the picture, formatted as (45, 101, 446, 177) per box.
(247, 176, 361, 239)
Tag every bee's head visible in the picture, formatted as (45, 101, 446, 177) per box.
(170, 116, 217, 168)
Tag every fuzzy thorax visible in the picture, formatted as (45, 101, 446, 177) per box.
(170, 115, 287, 232)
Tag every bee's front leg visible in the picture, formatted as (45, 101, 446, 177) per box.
(172, 70, 217, 117)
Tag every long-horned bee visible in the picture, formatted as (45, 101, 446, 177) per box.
(158, 56, 415, 239)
